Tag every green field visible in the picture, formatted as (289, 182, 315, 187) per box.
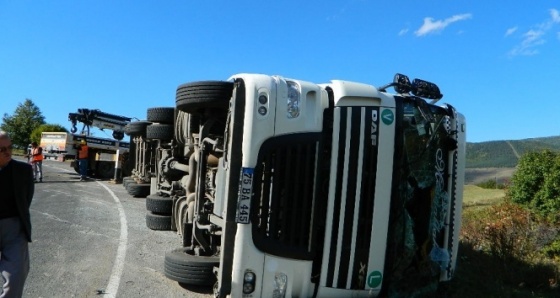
(462, 184, 506, 207)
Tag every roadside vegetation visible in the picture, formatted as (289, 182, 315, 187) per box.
(440, 150, 560, 297)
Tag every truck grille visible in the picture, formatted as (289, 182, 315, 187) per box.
(322, 106, 380, 289)
(251, 133, 321, 260)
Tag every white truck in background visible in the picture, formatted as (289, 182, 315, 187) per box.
(39, 132, 73, 161)
(131, 73, 466, 297)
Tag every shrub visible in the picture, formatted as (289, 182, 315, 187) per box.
(542, 238, 560, 259)
(460, 202, 560, 292)
(508, 150, 560, 216)
(462, 202, 537, 261)
(476, 178, 507, 190)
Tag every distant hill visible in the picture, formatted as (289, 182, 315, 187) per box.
(466, 136, 560, 168)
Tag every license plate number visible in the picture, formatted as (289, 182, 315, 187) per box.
(236, 168, 254, 224)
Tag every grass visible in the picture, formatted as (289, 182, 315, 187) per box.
(12, 149, 26, 156)
(463, 184, 506, 207)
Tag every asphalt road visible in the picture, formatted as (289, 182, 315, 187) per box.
(20, 158, 212, 298)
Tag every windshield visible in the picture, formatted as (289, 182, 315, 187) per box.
(384, 97, 457, 296)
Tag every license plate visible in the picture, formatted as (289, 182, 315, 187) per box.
(236, 167, 254, 224)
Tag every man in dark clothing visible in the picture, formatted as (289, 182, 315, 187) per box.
(0, 131, 34, 297)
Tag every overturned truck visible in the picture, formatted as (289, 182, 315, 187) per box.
(139, 73, 466, 297)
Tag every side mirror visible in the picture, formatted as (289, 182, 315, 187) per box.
(393, 73, 412, 94)
(411, 79, 443, 100)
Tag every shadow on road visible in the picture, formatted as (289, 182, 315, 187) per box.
(178, 283, 213, 295)
(38, 172, 116, 184)
(36, 179, 98, 184)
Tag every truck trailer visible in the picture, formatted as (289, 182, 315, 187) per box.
(139, 73, 466, 297)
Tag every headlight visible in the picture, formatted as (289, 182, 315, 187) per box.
(258, 95, 268, 104)
(286, 81, 300, 118)
(257, 93, 269, 116)
(243, 283, 254, 294)
(243, 271, 256, 294)
(244, 271, 255, 283)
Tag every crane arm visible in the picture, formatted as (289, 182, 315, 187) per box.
(69, 108, 132, 140)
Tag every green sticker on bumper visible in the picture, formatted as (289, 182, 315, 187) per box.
(367, 271, 383, 288)
(381, 109, 394, 125)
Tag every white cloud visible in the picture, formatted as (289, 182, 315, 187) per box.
(414, 13, 472, 36)
(522, 30, 544, 45)
(508, 30, 546, 56)
(399, 28, 409, 36)
(508, 9, 560, 57)
(505, 26, 518, 37)
(551, 8, 560, 23)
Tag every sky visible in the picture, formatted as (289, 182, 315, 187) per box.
(1, 1, 559, 143)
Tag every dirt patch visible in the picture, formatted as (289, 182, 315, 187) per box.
(465, 167, 516, 185)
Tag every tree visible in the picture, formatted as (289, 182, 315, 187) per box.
(1, 99, 45, 149)
(30, 124, 69, 144)
(507, 150, 560, 215)
(531, 154, 560, 214)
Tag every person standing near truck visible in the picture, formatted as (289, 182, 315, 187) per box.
(0, 131, 34, 298)
(26, 144, 32, 163)
(77, 140, 89, 181)
(30, 142, 43, 183)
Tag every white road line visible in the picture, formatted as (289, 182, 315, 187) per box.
(96, 181, 128, 298)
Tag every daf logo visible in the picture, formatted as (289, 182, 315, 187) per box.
(371, 110, 378, 146)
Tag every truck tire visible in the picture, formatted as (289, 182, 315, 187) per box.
(146, 194, 173, 214)
(164, 247, 219, 286)
(124, 120, 152, 137)
(73, 160, 94, 177)
(112, 131, 125, 140)
(176, 81, 233, 114)
(146, 124, 174, 141)
(123, 177, 134, 188)
(121, 154, 133, 177)
(127, 183, 150, 198)
(146, 212, 172, 230)
(73, 161, 80, 175)
(96, 161, 114, 179)
(147, 107, 175, 124)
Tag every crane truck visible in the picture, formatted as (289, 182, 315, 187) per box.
(68, 108, 133, 178)
(40, 109, 134, 179)
(139, 73, 466, 297)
